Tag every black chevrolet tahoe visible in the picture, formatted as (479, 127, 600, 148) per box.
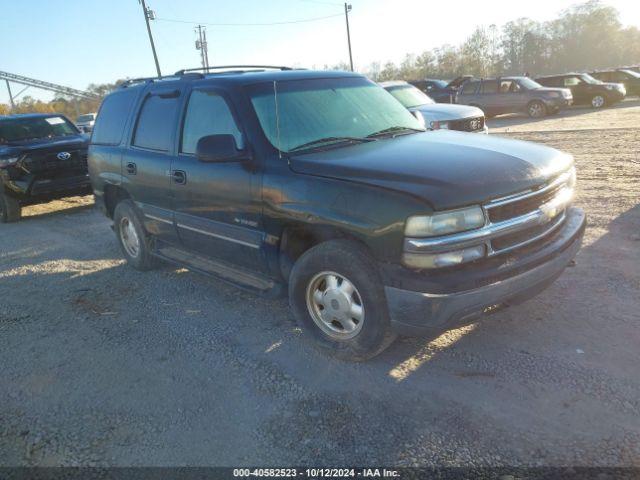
(88, 67, 586, 360)
(536, 73, 626, 108)
(0, 113, 91, 222)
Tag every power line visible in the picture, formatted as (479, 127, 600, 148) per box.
(155, 12, 343, 27)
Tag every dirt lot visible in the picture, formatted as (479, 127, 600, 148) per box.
(1, 100, 639, 467)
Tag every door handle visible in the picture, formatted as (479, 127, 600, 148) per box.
(171, 170, 187, 185)
(126, 162, 137, 175)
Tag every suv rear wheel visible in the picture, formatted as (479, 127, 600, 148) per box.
(289, 239, 396, 361)
(527, 100, 547, 118)
(591, 94, 606, 108)
(113, 200, 159, 271)
(0, 191, 21, 223)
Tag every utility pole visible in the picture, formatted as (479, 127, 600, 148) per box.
(139, 0, 162, 77)
(195, 25, 210, 71)
(202, 28, 210, 70)
(344, 3, 354, 71)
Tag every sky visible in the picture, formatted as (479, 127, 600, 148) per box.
(1, 0, 639, 104)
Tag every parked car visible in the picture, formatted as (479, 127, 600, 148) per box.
(536, 73, 625, 108)
(381, 81, 488, 133)
(75, 112, 97, 133)
(0, 113, 90, 222)
(409, 76, 472, 103)
(89, 67, 585, 360)
(589, 69, 640, 96)
(456, 76, 573, 118)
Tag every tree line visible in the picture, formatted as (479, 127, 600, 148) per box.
(1, 0, 639, 119)
(363, 0, 640, 81)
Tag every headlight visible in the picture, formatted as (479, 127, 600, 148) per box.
(605, 85, 614, 90)
(405, 205, 485, 237)
(0, 156, 19, 168)
(403, 245, 485, 269)
(429, 120, 449, 130)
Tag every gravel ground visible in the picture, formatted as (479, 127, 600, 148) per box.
(1, 101, 639, 467)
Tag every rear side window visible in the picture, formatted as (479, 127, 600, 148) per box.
(460, 81, 478, 95)
(92, 90, 137, 145)
(133, 93, 180, 151)
(481, 80, 498, 94)
(181, 90, 244, 154)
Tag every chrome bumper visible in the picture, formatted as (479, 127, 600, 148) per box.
(386, 207, 586, 336)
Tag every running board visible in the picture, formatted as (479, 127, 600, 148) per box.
(155, 246, 281, 295)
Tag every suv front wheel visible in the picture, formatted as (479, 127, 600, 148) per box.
(113, 200, 159, 271)
(527, 100, 547, 118)
(289, 239, 396, 361)
(591, 94, 606, 108)
(0, 191, 21, 223)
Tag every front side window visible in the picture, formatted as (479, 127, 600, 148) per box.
(564, 77, 581, 87)
(181, 90, 244, 154)
(386, 85, 435, 108)
(516, 77, 543, 90)
(133, 93, 180, 151)
(0, 116, 77, 144)
(248, 77, 424, 153)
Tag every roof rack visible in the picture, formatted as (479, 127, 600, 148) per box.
(174, 65, 295, 75)
(119, 65, 297, 89)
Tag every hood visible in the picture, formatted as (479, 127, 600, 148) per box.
(289, 131, 573, 211)
(0, 135, 88, 156)
(411, 103, 483, 122)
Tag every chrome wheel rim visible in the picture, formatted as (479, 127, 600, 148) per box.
(529, 103, 543, 117)
(305, 271, 365, 340)
(120, 216, 140, 258)
(592, 96, 604, 108)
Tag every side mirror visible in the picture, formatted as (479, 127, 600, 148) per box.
(196, 134, 246, 163)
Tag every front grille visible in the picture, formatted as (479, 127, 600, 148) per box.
(488, 183, 564, 223)
(449, 116, 484, 132)
(19, 148, 88, 174)
(491, 213, 565, 252)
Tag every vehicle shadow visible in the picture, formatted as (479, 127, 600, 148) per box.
(2, 203, 639, 466)
(20, 195, 95, 221)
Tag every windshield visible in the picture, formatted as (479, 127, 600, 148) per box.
(430, 80, 448, 89)
(0, 116, 78, 144)
(517, 77, 544, 90)
(579, 74, 602, 84)
(386, 85, 435, 108)
(620, 69, 640, 79)
(76, 114, 95, 123)
(248, 77, 424, 153)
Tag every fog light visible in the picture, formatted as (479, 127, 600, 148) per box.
(403, 244, 485, 269)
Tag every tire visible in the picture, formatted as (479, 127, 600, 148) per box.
(288, 239, 397, 361)
(0, 192, 21, 223)
(527, 100, 547, 118)
(591, 94, 606, 108)
(113, 199, 159, 271)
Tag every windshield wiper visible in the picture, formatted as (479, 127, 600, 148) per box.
(366, 126, 424, 138)
(289, 136, 373, 153)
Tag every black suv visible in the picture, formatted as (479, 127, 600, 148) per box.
(589, 69, 640, 96)
(536, 73, 626, 108)
(0, 113, 90, 222)
(89, 67, 586, 360)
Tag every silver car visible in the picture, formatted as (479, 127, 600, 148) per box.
(75, 113, 97, 133)
(381, 81, 488, 133)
